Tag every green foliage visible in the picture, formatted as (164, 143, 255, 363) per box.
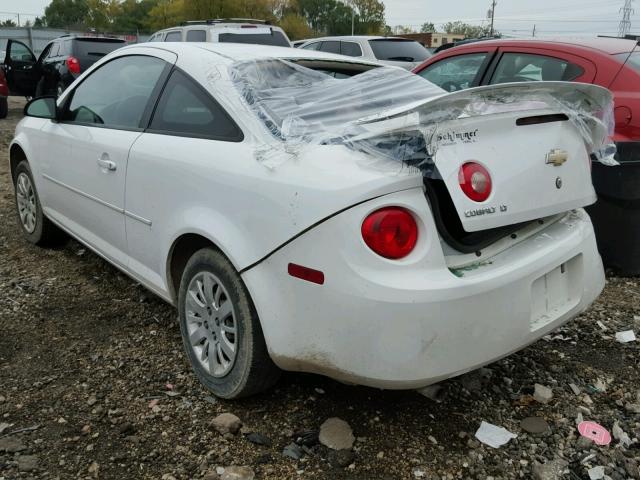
(0, 19, 18, 27)
(40, 0, 385, 36)
(442, 21, 491, 37)
(420, 22, 435, 33)
(44, 0, 90, 28)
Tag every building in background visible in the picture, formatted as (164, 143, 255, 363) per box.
(396, 32, 466, 48)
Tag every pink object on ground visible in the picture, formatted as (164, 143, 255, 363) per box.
(578, 421, 612, 445)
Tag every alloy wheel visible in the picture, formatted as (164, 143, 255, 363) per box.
(16, 173, 37, 234)
(185, 272, 238, 377)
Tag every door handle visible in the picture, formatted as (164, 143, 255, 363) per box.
(97, 157, 117, 171)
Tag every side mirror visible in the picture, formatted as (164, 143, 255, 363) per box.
(24, 96, 58, 120)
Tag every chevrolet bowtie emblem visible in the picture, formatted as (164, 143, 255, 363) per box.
(546, 149, 568, 167)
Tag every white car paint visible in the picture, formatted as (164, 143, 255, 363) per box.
(10, 43, 605, 390)
(299, 35, 431, 70)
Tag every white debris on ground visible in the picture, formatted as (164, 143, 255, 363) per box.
(474, 421, 518, 448)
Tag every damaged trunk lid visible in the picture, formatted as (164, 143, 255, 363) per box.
(356, 82, 613, 232)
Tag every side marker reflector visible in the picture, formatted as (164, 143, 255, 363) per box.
(288, 263, 325, 285)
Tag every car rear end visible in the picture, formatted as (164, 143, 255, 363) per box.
(211, 23, 291, 47)
(64, 37, 126, 86)
(367, 38, 432, 70)
(237, 68, 608, 388)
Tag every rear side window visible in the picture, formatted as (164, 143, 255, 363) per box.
(319, 41, 340, 54)
(301, 42, 321, 51)
(341, 42, 362, 57)
(368, 39, 431, 62)
(48, 43, 60, 57)
(164, 31, 182, 42)
(490, 53, 584, 83)
(65, 55, 167, 129)
(149, 33, 164, 42)
(218, 31, 290, 47)
(618, 51, 640, 73)
(72, 38, 126, 59)
(149, 69, 242, 141)
(417, 53, 488, 92)
(186, 30, 206, 42)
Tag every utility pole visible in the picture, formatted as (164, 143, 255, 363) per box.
(619, 0, 634, 37)
(489, 0, 497, 36)
(532, 24, 536, 37)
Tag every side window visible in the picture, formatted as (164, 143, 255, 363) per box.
(186, 30, 206, 42)
(341, 42, 362, 57)
(301, 42, 321, 51)
(9, 41, 35, 62)
(490, 53, 584, 84)
(65, 55, 167, 129)
(417, 53, 488, 92)
(164, 31, 182, 42)
(61, 40, 72, 56)
(48, 43, 60, 58)
(149, 69, 242, 141)
(319, 41, 340, 54)
(149, 33, 163, 42)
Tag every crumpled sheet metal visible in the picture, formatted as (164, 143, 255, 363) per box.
(228, 58, 617, 172)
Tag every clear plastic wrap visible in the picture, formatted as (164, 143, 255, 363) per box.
(228, 58, 617, 172)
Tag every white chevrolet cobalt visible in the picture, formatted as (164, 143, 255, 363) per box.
(10, 43, 612, 398)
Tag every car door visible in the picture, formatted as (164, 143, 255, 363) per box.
(38, 42, 58, 94)
(39, 52, 174, 268)
(415, 49, 495, 92)
(484, 48, 597, 85)
(3, 40, 40, 96)
(124, 68, 245, 292)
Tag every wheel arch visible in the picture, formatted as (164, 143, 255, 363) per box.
(166, 233, 236, 304)
(9, 142, 28, 182)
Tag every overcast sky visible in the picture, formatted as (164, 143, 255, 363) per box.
(0, 0, 635, 37)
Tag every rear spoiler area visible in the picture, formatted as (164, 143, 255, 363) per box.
(226, 58, 617, 174)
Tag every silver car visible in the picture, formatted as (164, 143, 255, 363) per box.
(299, 35, 431, 70)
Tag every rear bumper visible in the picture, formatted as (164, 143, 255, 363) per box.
(242, 189, 604, 390)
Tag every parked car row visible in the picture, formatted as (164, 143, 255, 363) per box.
(8, 29, 617, 399)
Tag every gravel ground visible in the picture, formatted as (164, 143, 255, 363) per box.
(1, 97, 639, 480)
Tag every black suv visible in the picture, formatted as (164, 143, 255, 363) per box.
(2, 36, 125, 98)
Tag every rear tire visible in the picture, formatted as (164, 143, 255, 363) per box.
(13, 161, 66, 246)
(178, 248, 280, 399)
(0, 97, 7, 119)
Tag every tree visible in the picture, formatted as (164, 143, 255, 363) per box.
(420, 22, 435, 33)
(0, 19, 17, 27)
(44, 0, 90, 28)
(352, 0, 385, 34)
(393, 25, 414, 34)
(279, 12, 312, 39)
(442, 21, 490, 38)
(34, 16, 47, 27)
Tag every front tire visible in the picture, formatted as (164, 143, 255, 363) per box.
(178, 248, 280, 399)
(13, 161, 66, 246)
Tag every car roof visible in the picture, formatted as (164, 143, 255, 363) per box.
(132, 42, 381, 65)
(303, 36, 407, 42)
(157, 23, 287, 32)
(446, 37, 637, 55)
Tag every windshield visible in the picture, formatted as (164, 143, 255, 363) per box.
(368, 39, 431, 62)
(618, 51, 640, 73)
(219, 31, 290, 47)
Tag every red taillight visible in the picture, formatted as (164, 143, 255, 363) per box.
(66, 56, 81, 75)
(459, 162, 492, 203)
(361, 207, 418, 260)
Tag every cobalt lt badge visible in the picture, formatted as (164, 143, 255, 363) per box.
(556, 177, 563, 189)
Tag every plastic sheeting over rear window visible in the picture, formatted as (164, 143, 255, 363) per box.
(228, 58, 616, 172)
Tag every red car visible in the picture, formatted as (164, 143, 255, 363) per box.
(0, 68, 8, 119)
(413, 37, 640, 274)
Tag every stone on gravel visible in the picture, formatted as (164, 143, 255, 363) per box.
(0, 436, 26, 453)
(211, 413, 242, 435)
(282, 443, 303, 460)
(17, 455, 38, 472)
(532, 459, 568, 480)
(203, 472, 220, 480)
(533, 384, 553, 404)
(245, 432, 272, 446)
(319, 418, 355, 450)
(588, 466, 605, 480)
(220, 466, 255, 480)
(521, 417, 551, 435)
(612, 422, 632, 447)
(327, 449, 355, 468)
(625, 403, 640, 414)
